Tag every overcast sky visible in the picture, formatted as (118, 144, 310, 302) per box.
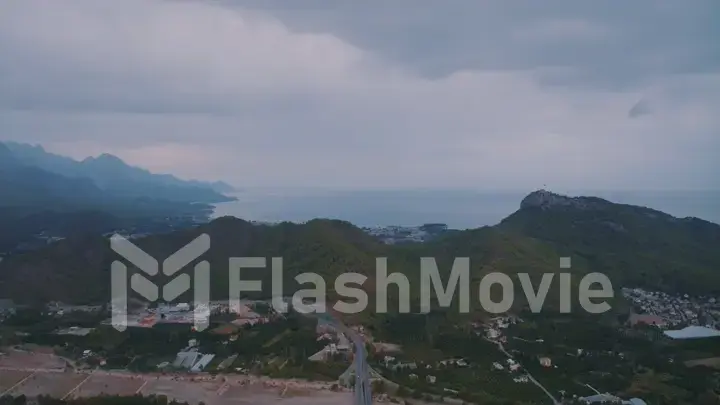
(1, 0, 718, 190)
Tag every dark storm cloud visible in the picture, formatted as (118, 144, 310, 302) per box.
(0, 0, 717, 190)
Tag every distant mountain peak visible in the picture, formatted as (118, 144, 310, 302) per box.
(3, 141, 234, 203)
(97, 153, 120, 160)
(83, 153, 126, 165)
(517, 189, 706, 226)
(520, 189, 609, 211)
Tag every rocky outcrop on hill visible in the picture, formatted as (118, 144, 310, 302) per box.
(519, 189, 610, 211)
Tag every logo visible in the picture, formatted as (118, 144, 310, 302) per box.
(108, 231, 614, 330)
(110, 233, 211, 331)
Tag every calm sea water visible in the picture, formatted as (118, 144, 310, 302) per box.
(212, 189, 720, 229)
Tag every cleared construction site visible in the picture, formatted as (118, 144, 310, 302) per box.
(0, 349, 353, 405)
(0, 369, 353, 405)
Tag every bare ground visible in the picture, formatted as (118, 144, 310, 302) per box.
(70, 374, 146, 397)
(0, 348, 364, 405)
(7, 372, 87, 398)
(0, 351, 65, 370)
(685, 357, 720, 369)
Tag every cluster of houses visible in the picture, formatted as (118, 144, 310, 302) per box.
(55, 326, 94, 336)
(623, 287, 720, 329)
(47, 302, 104, 316)
(579, 393, 647, 405)
(623, 288, 720, 340)
(113, 300, 272, 330)
(493, 358, 521, 372)
(477, 315, 517, 342)
(379, 356, 477, 386)
(0, 300, 105, 323)
(362, 226, 430, 244)
(361, 223, 449, 244)
(308, 322, 378, 364)
(308, 332, 352, 362)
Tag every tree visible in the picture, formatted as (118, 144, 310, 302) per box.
(372, 380, 386, 394)
(698, 391, 720, 405)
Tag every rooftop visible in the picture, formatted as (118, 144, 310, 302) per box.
(664, 326, 720, 339)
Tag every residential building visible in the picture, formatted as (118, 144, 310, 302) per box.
(628, 313, 667, 328)
(173, 349, 201, 369)
(487, 328, 501, 339)
(190, 354, 215, 372)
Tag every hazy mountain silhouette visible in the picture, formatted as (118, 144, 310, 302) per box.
(3, 142, 235, 204)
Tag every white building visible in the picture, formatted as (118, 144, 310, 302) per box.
(664, 326, 720, 339)
(173, 349, 200, 369)
(190, 354, 215, 372)
(308, 344, 339, 362)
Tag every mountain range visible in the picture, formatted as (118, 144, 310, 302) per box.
(2, 141, 234, 207)
(0, 141, 237, 252)
(0, 190, 717, 309)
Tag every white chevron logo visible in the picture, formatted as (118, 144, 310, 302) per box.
(110, 233, 211, 331)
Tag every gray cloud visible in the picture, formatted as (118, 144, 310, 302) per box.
(223, 0, 720, 85)
(0, 0, 718, 190)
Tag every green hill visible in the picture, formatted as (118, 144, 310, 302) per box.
(499, 190, 720, 295)
(0, 190, 717, 312)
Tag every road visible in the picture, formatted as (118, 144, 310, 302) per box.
(319, 312, 372, 405)
(484, 338, 560, 405)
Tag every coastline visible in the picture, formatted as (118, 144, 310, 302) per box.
(210, 189, 720, 228)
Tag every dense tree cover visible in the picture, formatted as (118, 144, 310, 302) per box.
(499, 193, 720, 295)
(3, 189, 717, 308)
(502, 314, 720, 405)
(364, 310, 719, 405)
(0, 219, 592, 312)
(0, 209, 210, 254)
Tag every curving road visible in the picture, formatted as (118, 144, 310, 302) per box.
(319, 312, 372, 405)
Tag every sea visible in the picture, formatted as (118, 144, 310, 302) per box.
(211, 188, 720, 229)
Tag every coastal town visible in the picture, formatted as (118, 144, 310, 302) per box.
(361, 223, 450, 244)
